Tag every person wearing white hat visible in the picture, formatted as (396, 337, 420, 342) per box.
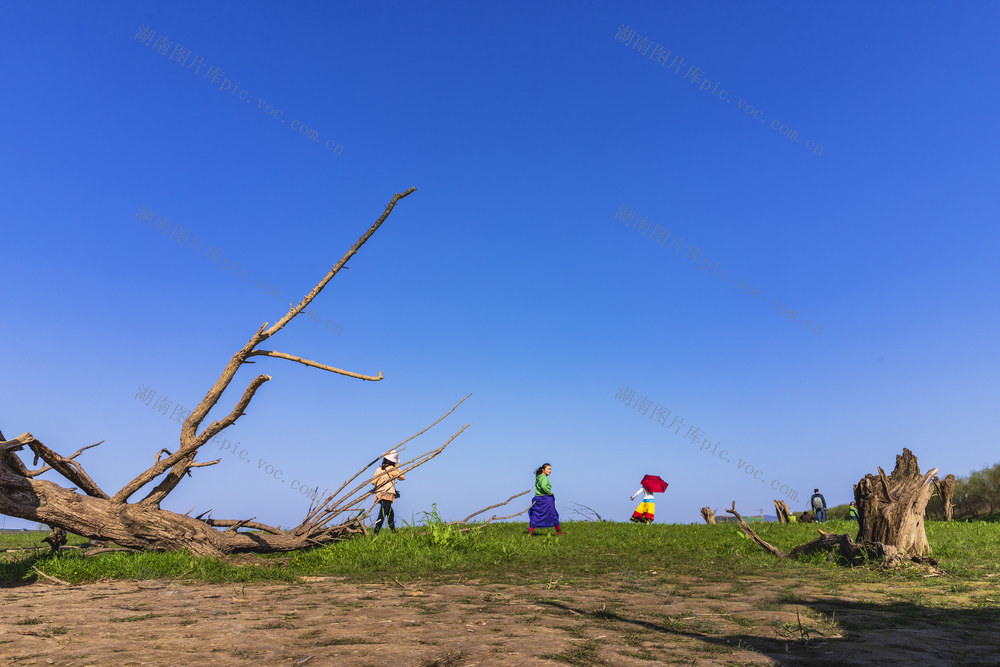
(371, 450, 404, 534)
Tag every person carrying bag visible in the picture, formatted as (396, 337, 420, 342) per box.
(371, 450, 405, 534)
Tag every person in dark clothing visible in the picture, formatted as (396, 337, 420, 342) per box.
(810, 489, 827, 522)
(800, 511, 814, 523)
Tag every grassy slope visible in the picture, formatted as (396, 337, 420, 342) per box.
(4, 519, 1000, 587)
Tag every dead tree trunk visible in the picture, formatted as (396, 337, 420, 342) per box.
(934, 474, 956, 522)
(726, 449, 940, 568)
(0, 188, 482, 556)
(772, 499, 791, 524)
(854, 448, 937, 559)
(700, 507, 716, 524)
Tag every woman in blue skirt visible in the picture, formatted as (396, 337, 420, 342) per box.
(529, 463, 564, 536)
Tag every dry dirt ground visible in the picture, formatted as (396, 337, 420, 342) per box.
(2, 572, 998, 665)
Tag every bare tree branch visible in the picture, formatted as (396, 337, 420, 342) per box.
(112, 187, 417, 509)
(184, 459, 222, 478)
(31, 566, 71, 586)
(8, 434, 109, 500)
(189, 459, 221, 469)
(115, 374, 271, 504)
(297, 396, 471, 531)
(297, 424, 469, 535)
(176, 324, 269, 450)
(571, 503, 605, 522)
(392, 393, 471, 452)
(247, 350, 383, 381)
(454, 490, 531, 525)
(458, 505, 531, 533)
(263, 187, 417, 339)
(404, 491, 534, 534)
(31, 441, 102, 468)
(725, 502, 787, 558)
(222, 518, 255, 533)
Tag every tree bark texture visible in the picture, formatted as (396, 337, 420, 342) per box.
(700, 507, 716, 524)
(854, 448, 937, 559)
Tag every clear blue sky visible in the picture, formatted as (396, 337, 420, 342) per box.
(3, 2, 998, 530)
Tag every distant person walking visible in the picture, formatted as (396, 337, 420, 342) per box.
(529, 463, 564, 536)
(848, 501, 858, 522)
(630, 486, 656, 523)
(629, 475, 668, 523)
(371, 450, 404, 534)
(810, 488, 827, 522)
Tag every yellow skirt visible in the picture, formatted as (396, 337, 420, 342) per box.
(631, 501, 655, 523)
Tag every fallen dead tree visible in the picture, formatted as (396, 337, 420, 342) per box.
(727, 449, 940, 567)
(0, 187, 484, 556)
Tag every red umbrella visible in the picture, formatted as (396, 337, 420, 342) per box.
(641, 475, 668, 493)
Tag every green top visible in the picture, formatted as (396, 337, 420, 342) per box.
(849, 505, 858, 517)
(535, 473, 552, 496)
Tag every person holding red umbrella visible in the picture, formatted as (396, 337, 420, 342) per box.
(630, 475, 668, 523)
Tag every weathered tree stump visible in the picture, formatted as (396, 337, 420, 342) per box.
(854, 448, 937, 559)
(700, 507, 716, 524)
(933, 474, 956, 522)
(726, 450, 940, 568)
(772, 499, 791, 524)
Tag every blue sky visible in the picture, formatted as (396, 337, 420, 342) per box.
(2, 2, 998, 531)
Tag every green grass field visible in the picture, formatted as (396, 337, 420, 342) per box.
(4, 518, 999, 588)
(4, 519, 999, 664)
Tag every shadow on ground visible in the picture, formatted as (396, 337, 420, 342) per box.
(536, 596, 1000, 665)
